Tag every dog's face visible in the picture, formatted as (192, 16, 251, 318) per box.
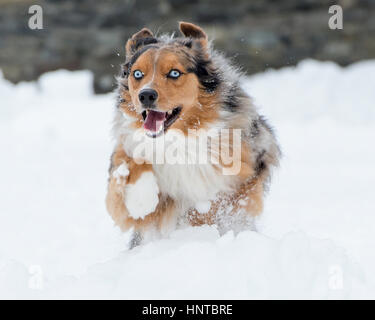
(128, 47, 200, 137)
(119, 22, 221, 138)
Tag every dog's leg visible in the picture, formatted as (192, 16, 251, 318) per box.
(187, 177, 264, 233)
(129, 230, 143, 249)
(106, 145, 177, 244)
(106, 145, 156, 227)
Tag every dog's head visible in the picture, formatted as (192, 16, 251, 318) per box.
(118, 22, 221, 138)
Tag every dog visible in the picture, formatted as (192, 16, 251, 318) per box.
(106, 22, 280, 248)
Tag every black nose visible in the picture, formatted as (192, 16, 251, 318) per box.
(138, 89, 158, 108)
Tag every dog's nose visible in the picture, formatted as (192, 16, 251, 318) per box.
(138, 89, 158, 108)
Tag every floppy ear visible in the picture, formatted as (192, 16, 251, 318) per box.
(179, 22, 208, 47)
(125, 28, 156, 57)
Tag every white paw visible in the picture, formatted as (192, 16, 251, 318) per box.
(125, 171, 159, 220)
(112, 163, 129, 184)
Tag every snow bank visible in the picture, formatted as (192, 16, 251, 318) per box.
(0, 60, 374, 299)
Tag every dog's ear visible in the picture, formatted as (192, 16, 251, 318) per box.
(125, 28, 156, 57)
(179, 22, 208, 47)
(179, 22, 207, 40)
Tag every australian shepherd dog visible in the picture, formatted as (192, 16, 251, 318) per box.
(106, 22, 280, 248)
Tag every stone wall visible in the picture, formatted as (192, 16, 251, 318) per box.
(1, 0, 374, 93)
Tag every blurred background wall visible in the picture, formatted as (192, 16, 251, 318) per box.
(0, 0, 374, 93)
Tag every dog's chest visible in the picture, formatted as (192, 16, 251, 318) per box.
(121, 128, 237, 204)
(152, 163, 234, 204)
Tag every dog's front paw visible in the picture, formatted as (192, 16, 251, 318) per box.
(125, 171, 159, 220)
(112, 162, 129, 185)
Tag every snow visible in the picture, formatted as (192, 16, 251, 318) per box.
(195, 201, 211, 214)
(125, 171, 159, 220)
(112, 163, 129, 184)
(0, 60, 374, 299)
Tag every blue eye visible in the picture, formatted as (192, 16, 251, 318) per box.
(133, 70, 144, 80)
(168, 69, 181, 79)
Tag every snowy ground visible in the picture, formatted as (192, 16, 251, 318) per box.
(0, 59, 374, 299)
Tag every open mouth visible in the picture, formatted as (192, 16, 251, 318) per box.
(141, 107, 182, 138)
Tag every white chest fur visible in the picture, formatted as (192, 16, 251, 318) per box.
(120, 126, 239, 205)
(153, 162, 236, 205)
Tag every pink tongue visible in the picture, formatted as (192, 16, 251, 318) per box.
(144, 110, 166, 132)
